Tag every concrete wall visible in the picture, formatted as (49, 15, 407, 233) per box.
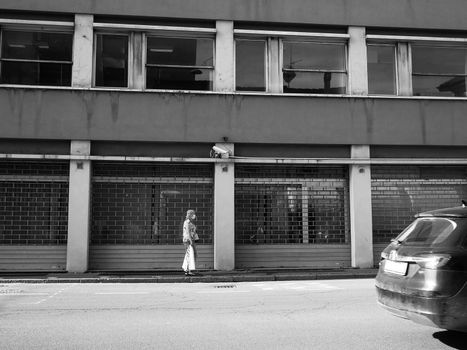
(1, 88, 467, 146)
(2, 0, 467, 31)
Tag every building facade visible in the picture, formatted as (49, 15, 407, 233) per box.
(1, 0, 467, 272)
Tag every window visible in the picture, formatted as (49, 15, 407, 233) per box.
(367, 45, 396, 95)
(396, 218, 467, 248)
(282, 42, 347, 94)
(412, 45, 467, 97)
(146, 36, 214, 90)
(95, 34, 128, 87)
(367, 35, 467, 97)
(235, 39, 266, 91)
(0, 30, 72, 86)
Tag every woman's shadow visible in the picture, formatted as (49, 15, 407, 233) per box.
(433, 331, 467, 349)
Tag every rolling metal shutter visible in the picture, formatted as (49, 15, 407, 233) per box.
(235, 165, 351, 268)
(0, 161, 69, 271)
(371, 165, 467, 265)
(89, 162, 214, 270)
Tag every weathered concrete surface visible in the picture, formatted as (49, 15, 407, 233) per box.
(2, 0, 467, 31)
(1, 88, 467, 146)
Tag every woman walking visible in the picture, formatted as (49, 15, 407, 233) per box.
(182, 209, 198, 276)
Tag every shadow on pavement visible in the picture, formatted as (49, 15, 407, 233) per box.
(433, 330, 467, 349)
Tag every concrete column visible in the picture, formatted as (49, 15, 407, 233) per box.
(349, 145, 373, 268)
(268, 38, 282, 93)
(72, 14, 94, 88)
(214, 21, 235, 92)
(396, 42, 412, 96)
(348, 27, 368, 95)
(214, 143, 235, 270)
(66, 141, 92, 273)
(129, 32, 144, 89)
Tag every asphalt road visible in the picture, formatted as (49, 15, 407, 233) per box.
(0, 279, 466, 350)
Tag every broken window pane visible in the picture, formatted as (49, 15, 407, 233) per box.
(95, 34, 128, 87)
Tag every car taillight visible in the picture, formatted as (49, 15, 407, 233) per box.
(412, 254, 451, 269)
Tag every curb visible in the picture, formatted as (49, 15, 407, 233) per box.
(0, 272, 377, 284)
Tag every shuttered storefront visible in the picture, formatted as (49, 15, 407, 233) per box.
(371, 166, 467, 263)
(89, 162, 214, 270)
(0, 161, 69, 271)
(235, 165, 351, 268)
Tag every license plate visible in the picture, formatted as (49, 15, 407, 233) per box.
(384, 260, 408, 276)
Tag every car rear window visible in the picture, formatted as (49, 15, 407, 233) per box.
(395, 217, 467, 248)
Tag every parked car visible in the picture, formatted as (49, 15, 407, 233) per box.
(375, 204, 467, 332)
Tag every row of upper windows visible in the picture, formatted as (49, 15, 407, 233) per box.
(0, 27, 466, 97)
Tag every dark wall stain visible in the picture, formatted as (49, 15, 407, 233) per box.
(109, 92, 120, 123)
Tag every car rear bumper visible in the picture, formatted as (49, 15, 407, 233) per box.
(376, 284, 467, 332)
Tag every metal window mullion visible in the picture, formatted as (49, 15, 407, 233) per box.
(126, 33, 133, 88)
(0, 58, 73, 64)
(412, 72, 467, 77)
(282, 68, 347, 73)
(142, 32, 147, 89)
(344, 43, 349, 93)
(367, 34, 467, 43)
(92, 32, 97, 87)
(145, 64, 214, 69)
(0, 31, 2, 77)
(234, 29, 349, 40)
(264, 39, 269, 92)
(279, 38, 284, 93)
(94, 22, 216, 35)
(408, 42, 413, 95)
(0, 19, 74, 28)
(394, 44, 399, 96)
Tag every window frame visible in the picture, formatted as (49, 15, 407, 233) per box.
(143, 32, 216, 91)
(234, 38, 268, 92)
(366, 34, 467, 97)
(233, 29, 349, 94)
(280, 39, 348, 94)
(0, 24, 74, 87)
(410, 43, 467, 97)
(93, 31, 131, 88)
(92, 22, 217, 91)
(366, 42, 399, 96)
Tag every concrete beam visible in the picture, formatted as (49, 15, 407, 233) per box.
(3, 0, 467, 31)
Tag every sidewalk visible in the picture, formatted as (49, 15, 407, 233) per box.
(0, 268, 378, 283)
